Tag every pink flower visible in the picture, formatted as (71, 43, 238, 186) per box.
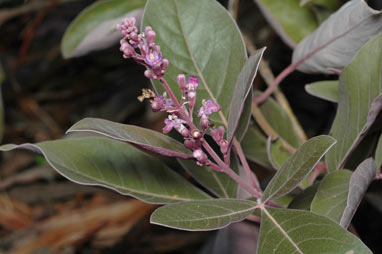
(198, 100, 220, 117)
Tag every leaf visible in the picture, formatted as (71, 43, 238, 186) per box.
(142, 0, 247, 129)
(61, 0, 146, 58)
(340, 158, 376, 228)
(150, 199, 257, 231)
(326, 35, 382, 171)
(257, 92, 300, 149)
(262, 135, 336, 202)
(310, 170, 352, 223)
(305, 80, 339, 102)
(292, 0, 382, 74)
(254, 0, 318, 48)
(376, 134, 382, 169)
(288, 182, 320, 210)
(227, 48, 266, 144)
(178, 154, 239, 198)
(301, 0, 341, 10)
(266, 137, 292, 170)
(0, 137, 210, 204)
(67, 117, 192, 159)
(258, 207, 372, 254)
(241, 125, 272, 168)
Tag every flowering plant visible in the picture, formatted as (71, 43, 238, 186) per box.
(1, 0, 382, 253)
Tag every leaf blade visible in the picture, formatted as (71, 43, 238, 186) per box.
(0, 138, 210, 204)
(310, 170, 352, 223)
(142, 0, 247, 128)
(150, 198, 257, 231)
(340, 158, 376, 228)
(262, 135, 336, 202)
(61, 0, 146, 58)
(292, 0, 382, 74)
(67, 117, 192, 159)
(305, 80, 339, 103)
(326, 35, 382, 171)
(227, 48, 266, 143)
(254, 0, 318, 48)
(258, 207, 372, 254)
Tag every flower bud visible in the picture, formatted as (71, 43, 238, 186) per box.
(193, 149, 208, 163)
(144, 70, 155, 79)
(200, 114, 209, 129)
(220, 140, 229, 155)
(177, 74, 186, 90)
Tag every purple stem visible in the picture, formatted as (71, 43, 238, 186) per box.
(254, 27, 359, 105)
(233, 139, 261, 193)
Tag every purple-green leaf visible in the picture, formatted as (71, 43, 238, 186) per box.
(262, 135, 336, 202)
(150, 199, 257, 231)
(61, 0, 146, 58)
(0, 137, 210, 204)
(326, 35, 382, 171)
(254, 0, 318, 48)
(266, 137, 292, 170)
(67, 118, 192, 159)
(142, 0, 247, 129)
(340, 158, 376, 228)
(293, 0, 382, 74)
(258, 207, 372, 254)
(241, 125, 272, 168)
(227, 48, 266, 144)
(305, 80, 339, 103)
(310, 170, 352, 223)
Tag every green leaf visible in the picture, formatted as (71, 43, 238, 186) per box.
(61, 0, 146, 58)
(178, 154, 239, 198)
(305, 80, 339, 103)
(376, 134, 382, 169)
(254, 0, 318, 48)
(311, 159, 376, 227)
(266, 137, 292, 170)
(288, 182, 320, 210)
(293, 0, 382, 74)
(150, 198, 257, 231)
(301, 0, 341, 10)
(241, 125, 272, 168)
(142, 0, 247, 128)
(67, 117, 192, 159)
(262, 135, 336, 202)
(258, 207, 372, 254)
(227, 48, 266, 144)
(258, 93, 300, 149)
(326, 35, 382, 171)
(340, 158, 376, 228)
(0, 137, 210, 204)
(311, 170, 352, 223)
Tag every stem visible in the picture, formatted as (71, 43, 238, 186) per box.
(202, 140, 263, 199)
(254, 63, 296, 105)
(254, 26, 359, 105)
(233, 138, 261, 192)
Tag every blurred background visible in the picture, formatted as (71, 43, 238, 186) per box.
(0, 0, 381, 253)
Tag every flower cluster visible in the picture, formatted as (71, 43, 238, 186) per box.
(116, 17, 168, 79)
(117, 18, 229, 167)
